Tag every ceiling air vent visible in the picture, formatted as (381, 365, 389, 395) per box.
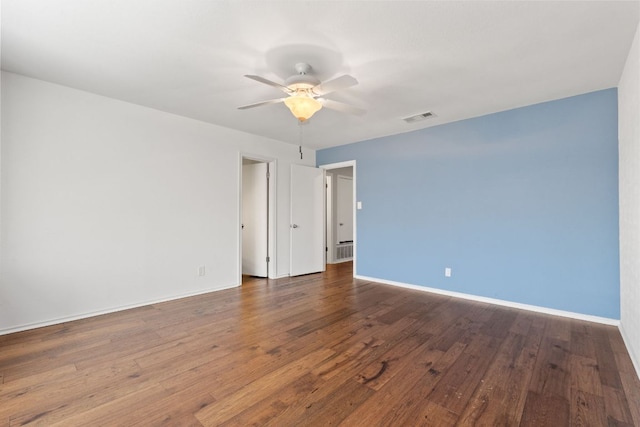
(403, 111, 435, 123)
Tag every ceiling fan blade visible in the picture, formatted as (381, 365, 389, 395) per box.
(312, 75, 358, 96)
(238, 98, 286, 110)
(319, 98, 365, 115)
(244, 75, 291, 93)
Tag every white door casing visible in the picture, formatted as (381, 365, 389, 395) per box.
(290, 164, 324, 276)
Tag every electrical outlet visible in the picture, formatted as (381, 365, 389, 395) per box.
(198, 266, 206, 277)
(445, 267, 452, 277)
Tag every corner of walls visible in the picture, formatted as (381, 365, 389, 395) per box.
(618, 21, 640, 379)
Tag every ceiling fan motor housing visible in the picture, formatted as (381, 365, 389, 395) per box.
(285, 63, 320, 90)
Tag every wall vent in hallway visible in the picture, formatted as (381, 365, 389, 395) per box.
(336, 242, 353, 262)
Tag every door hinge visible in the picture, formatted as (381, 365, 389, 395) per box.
(266, 256, 270, 262)
(266, 171, 270, 179)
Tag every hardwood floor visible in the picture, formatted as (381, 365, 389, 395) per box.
(1, 262, 639, 426)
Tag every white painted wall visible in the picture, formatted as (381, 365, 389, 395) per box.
(619, 22, 640, 377)
(0, 71, 314, 334)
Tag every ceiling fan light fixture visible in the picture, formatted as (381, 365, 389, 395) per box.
(284, 95, 322, 122)
(240, 62, 361, 120)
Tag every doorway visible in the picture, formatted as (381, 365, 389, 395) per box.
(240, 156, 276, 283)
(320, 161, 356, 273)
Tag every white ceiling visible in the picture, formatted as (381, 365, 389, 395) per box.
(2, 1, 639, 150)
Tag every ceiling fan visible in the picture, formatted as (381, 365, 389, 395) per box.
(238, 63, 364, 122)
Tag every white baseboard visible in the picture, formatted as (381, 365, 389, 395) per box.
(355, 275, 620, 326)
(0, 282, 240, 336)
(618, 323, 640, 380)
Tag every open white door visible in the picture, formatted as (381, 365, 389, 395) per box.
(290, 164, 324, 276)
(242, 163, 268, 277)
(337, 176, 354, 243)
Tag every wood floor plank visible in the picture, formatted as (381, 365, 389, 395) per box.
(287, 307, 359, 337)
(570, 320, 597, 358)
(108, 384, 215, 427)
(262, 370, 368, 426)
(479, 306, 519, 339)
(415, 401, 459, 426)
(570, 389, 607, 426)
(509, 311, 536, 336)
(216, 372, 322, 427)
(544, 315, 572, 342)
(6, 359, 150, 426)
(312, 335, 386, 381)
(0, 363, 78, 418)
(0, 262, 638, 425)
(193, 347, 335, 425)
(619, 370, 640, 426)
(592, 324, 625, 390)
(456, 328, 542, 426)
(46, 384, 171, 427)
(354, 329, 428, 391)
(283, 378, 374, 426)
(425, 336, 500, 415)
(302, 318, 431, 406)
(528, 336, 571, 398)
(603, 384, 635, 425)
(569, 354, 603, 397)
(343, 341, 468, 426)
(520, 390, 570, 426)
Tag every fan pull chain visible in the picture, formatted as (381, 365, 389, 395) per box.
(298, 120, 304, 160)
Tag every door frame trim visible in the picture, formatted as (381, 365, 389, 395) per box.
(318, 160, 357, 277)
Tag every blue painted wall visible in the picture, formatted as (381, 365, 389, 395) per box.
(317, 89, 620, 319)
